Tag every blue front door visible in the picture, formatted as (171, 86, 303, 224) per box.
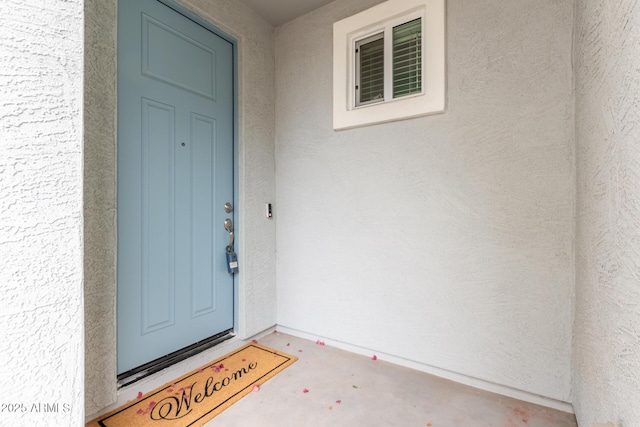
(117, 0, 235, 374)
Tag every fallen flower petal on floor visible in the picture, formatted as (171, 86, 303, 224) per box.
(252, 339, 258, 343)
(316, 340, 325, 346)
(286, 343, 290, 346)
(136, 391, 143, 399)
(372, 355, 377, 360)
(336, 400, 342, 404)
(298, 349, 303, 352)
(252, 384, 260, 392)
(303, 389, 309, 393)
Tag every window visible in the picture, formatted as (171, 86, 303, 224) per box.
(333, 0, 445, 130)
(355, 17, 422, 107)
(392, 18, 422, 98)
(356, 32, 385, 106)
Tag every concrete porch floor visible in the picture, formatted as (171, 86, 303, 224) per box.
(205, 332, 578, 426)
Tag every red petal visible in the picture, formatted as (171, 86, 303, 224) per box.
(136, 391, 143, 399)
(336, 400, 342, 404)
(252, 384, 260, 392)
(372, 355, 377, 360)
(251, 339, 258, 343)
(303, 388, 309, 393)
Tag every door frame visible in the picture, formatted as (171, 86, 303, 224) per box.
(119, 0, 240, 359)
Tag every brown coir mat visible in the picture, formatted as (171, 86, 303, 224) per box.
(87, 343, 297, 427)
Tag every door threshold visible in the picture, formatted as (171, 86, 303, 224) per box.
(117, 329, 235, 389)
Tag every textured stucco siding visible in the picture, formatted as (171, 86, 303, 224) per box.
(83, 0, 277, 416)
(275, 0, 575, 401)
(84, 0, 118, 413)
(573, 0, 640, 425)
(0, 0, 85, 425)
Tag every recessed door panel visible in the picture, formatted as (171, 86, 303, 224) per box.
(141, 98, 176, 333)
(190, 113, 217, 317)
(142, 14, 216, 100)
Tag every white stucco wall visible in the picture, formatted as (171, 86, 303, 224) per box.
(84, 0, 277, 416)
(573, 0, 640, 425)
(275, 0, 575, 402)
(0, 1, 85, 425)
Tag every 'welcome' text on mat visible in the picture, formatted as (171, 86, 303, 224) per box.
(87, 343, 297, 427)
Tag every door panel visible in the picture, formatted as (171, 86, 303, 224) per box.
(141, 98, 176, 334)
(117, 0, 234, 374)
(190, 113, 217, 317)
(142, 13, 217, 100)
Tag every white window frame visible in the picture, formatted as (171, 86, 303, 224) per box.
(333, 0, 445, 130)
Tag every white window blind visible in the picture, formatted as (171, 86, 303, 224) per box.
(393, 18, 422, 98)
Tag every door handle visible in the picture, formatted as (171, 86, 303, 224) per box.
(224, 218, 234, 249)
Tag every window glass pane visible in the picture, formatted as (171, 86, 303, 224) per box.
(358, 35, 384, 105)
(393, 18, 422, 98)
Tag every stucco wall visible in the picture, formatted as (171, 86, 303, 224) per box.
(84, 0, 119, 413)
(84, 0, 276, 416)
(0, 1, 85, 425)
(573, 0, 640, 425)
(275, 0, 575, 401)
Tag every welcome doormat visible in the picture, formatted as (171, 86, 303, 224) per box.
(87, 343, 297, 427)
